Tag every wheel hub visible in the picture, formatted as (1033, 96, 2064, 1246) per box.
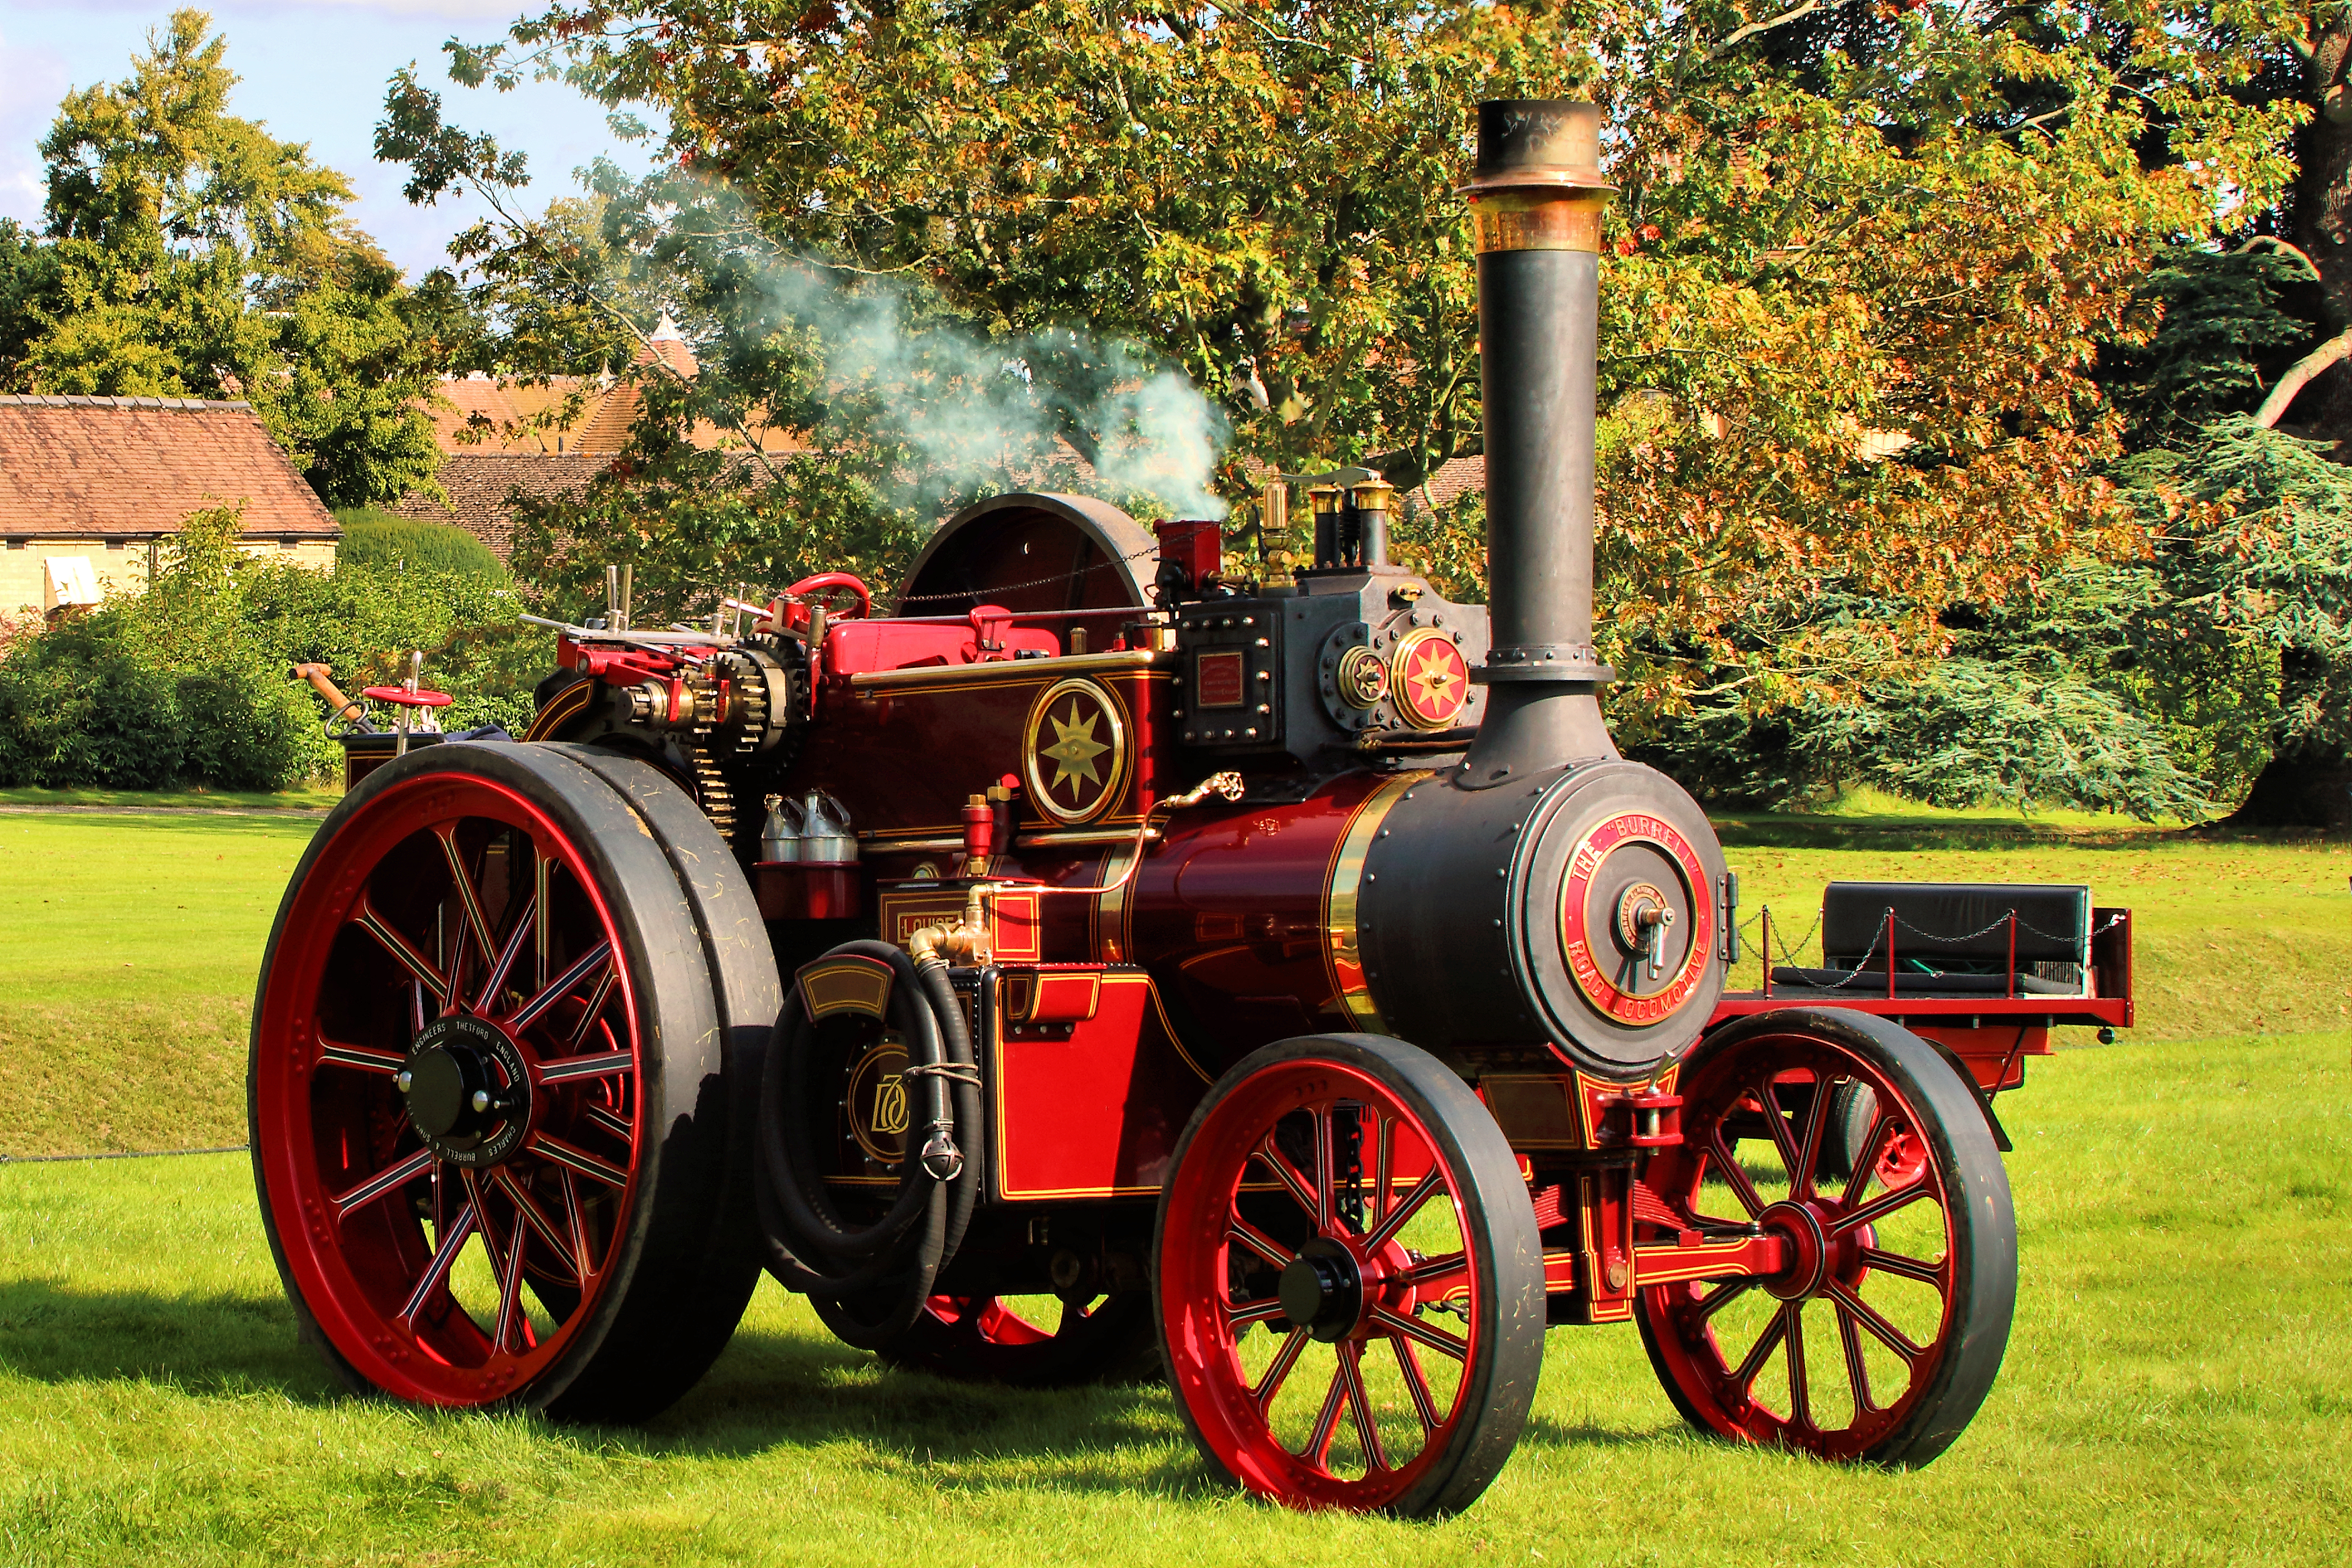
(1757, 1199, 1831, 1301)
(1277, 1237, 1365, 1342)
(398, 1014, 531, 1167)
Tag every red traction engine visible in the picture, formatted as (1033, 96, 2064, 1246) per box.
(250, 100, 2133, 1516)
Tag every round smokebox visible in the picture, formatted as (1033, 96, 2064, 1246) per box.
(1355, 760, 1730, 1080)
(1506, 763, 1729, 1071)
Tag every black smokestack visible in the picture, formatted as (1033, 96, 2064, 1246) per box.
(1460, 99, 1618, 783)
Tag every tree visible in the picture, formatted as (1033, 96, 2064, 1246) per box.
(3, 9, 447, 509)
(388, 3, 2294, 707)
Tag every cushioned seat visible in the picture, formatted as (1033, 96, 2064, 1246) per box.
(1793, 881, 2093, 1000)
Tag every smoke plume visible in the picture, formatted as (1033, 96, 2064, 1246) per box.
(739, 243, 1228, 521)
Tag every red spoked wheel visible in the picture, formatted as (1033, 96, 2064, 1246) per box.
(1636, 1010, 2015, 1466)
(863, 1292, 1160, 1387)
(250, 742, 751, 1420)
(1155, 1034, 1543, 1518)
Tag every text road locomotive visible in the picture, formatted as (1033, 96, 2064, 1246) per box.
(251, 101, 2134, 1516)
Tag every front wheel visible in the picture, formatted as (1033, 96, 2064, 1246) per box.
(1154, 1033, 1544, 1518)
(1636, 1010, 2015, 1466)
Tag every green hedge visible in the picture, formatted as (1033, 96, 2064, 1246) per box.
(335, 511, 507, 581)
(0, 506, 544, 791)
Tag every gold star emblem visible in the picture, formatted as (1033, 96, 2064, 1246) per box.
(1408, 645, 1461, 711)
(1041, 701, 1110, 799)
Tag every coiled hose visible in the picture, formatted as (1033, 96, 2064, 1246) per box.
(753, 940, 982, 1348)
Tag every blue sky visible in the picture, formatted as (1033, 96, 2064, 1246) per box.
(0, 1, 653, 279)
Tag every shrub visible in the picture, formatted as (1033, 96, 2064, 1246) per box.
(171, 664, 326, 791)
(0, 612, 182, 788)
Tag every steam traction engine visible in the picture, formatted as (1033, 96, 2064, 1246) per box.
(250, 101, 2134, 1516)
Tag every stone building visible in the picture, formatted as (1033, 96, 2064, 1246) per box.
(0, 394, 339, 616)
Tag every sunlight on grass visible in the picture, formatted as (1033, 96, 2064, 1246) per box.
(1, 1033, 2345, 1565)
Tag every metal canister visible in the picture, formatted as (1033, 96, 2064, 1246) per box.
(798, 790, 858, 863)
(759, 794, 804, 863)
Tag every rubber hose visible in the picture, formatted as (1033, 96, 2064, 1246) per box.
(761, 944, 937, 1258)
(752, 940, 978, 1346)
(912, 955, 982, 1265)
(751, 1014, 936, 1299)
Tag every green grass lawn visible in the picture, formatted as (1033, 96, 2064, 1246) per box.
(1, 810, 2348, 1563)
(0, 785, 341, 812)
(1, 1030, 2343, 1565)
(0, 814, 317, 1154)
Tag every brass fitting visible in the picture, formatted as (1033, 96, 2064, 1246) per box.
(906, 884, 999, 966)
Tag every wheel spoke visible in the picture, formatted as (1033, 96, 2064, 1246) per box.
(1824, 1276, 1928, 1365)
(583, 1102, 635, 1143)
(494, 1214, 531, 1352)
(1253, 1135, 1320, 1221)
(1795, 1075, 1837, 1198)
(495, 1170, 575, 1281)
(474, 892, 537, 1014)
(1730, 1301, 1790, 1393)
(1708, 1129, 1767, 1219)
(506, 940, 614, 1033)
(1253, 1327, 1308, 1409)
(1389, 1334, 1441, 1433)
(1339, 1342, 1389, 1471)
(1227, 1217, 1292, 1270)
(1303, 1361, 1348, 1467)
(437, 827, 497, 972)
(1363, 1168, 1442, 1255)
(1757, 1076, 1804, 1188)
(332, 1147, 433, 1218)
(319, 1040, 404, 1074)
(1368, 1303, 1468, 1361)
(1841, 1106, 1897, 1209)
(1226, 1295, 1288, 1329)
(1783, 1302, 1813, 1430)
(1837, 1298, 1876, 1413)
(527, 1130, 630, 1188)
(409, 979, 427, 1039)
(1371, 1111, 1395, 1234)
(560, 1170, 593, 1282)
(539, 1049, 635, 1086)
(1693, 1277, 1757, 1323)
(357, 898, 450, 1008)
(565, 967, 620, 1048)
(1859, 1246, 1946, 1287)
(532, 851, 551, 989)
(399, 1199, 476, 1323)
(1398, 1250, 1469, 1295)
(1829, 1179, 1933, 1238)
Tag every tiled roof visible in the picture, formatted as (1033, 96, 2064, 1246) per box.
(390, 453, 607, 558)
(423, 329, 803, 461)
(0, 396, 338, 537)
(1407, 454, 1486, 515)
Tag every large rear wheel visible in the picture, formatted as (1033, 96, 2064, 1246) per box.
(249, 742, 751, 1420)
(1155, 1033, 1544, 1517)
(1636, 1010, 2015, 1466)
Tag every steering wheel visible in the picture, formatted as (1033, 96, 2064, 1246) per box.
(788, 572, 871, 621)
